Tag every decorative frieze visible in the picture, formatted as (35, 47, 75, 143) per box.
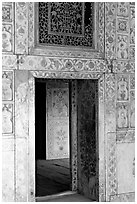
(19, 55, 106, 72)
(2, 55, 17, 70)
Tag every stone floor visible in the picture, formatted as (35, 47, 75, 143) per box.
(36, 193, 94, 202)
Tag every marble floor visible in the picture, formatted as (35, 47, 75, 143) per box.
(36, 193, 94, 202)
(36, 158, 71, 197)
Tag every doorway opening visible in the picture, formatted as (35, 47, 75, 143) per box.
(35, 78, 98, 200)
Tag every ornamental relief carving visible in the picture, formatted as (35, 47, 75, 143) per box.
(117, 75, 129, 101)
(28, 2, 104, 58)
(2, 71, 13, 101)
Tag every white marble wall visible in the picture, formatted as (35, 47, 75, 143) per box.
(2, 2, 135, 202)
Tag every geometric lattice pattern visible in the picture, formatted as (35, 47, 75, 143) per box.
(38, 2, 94, 48)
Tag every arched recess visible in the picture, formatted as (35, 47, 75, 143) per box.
(27, 71, 105, 202)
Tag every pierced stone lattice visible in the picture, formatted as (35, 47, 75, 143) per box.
(38, 2, 94, 48)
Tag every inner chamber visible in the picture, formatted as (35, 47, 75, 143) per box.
(35, 78, 98, 200)
(35, 79, 71, 197)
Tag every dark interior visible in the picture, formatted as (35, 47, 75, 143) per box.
(35, 79, 71, 197)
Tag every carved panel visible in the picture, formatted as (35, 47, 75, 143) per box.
(117, 35, 128, 59)
(117, 2, 129, 17)
(117, 143, 135, 194)
(2, 24, 13, 52)
(113, 60, 135, 73)
(130, 6, 135, 45)
(15, 2, 28, 54)
(130, 91, 135, 128)
(2, 71, 13, 101)
(117, 18, 129, 33)
(2, 3, 13, 22)
(116, 130, 135, 143)
(38, 3, 94, 48)
(2, 104, 13, 134)
(98, 3, 105, 54)
(105, 74, 116, 132)
(117, 75, 129, 101)
(107, 133, 117, 198)
(110, 192, 135, 202)
(129, 46, 135, 59)
(130, 74, 135, 89)
(116, 102, 129, 129)
(105, 3, 116, 59)
(2, 55, 17, 70)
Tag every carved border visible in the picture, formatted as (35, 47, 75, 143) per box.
(110, 192, 135, 202)
(28, 2, 105, 59)
(18, 55, 106, 72)
(28, 71, 105, 201)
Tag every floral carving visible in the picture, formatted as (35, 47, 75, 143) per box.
(117, 18, 128, 33)
(117, 2, 129, 17)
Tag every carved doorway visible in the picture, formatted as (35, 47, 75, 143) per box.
(35, 78, 98, 201)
